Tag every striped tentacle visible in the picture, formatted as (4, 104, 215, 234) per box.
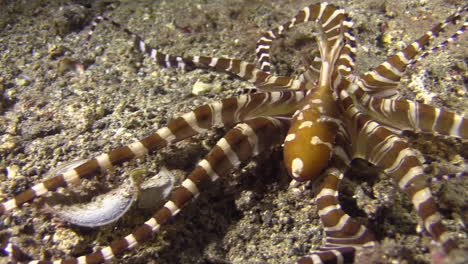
(5, 117, 289, 264)
(431, 170, 467, 182)
(359, 92, 468, 139)
(256, 2, 347, 73)
(137, 41, 311, 91)
(411, 14, 467, 66)
(299, 17, 356, 88)
(330, 19, 358, 103)
(141, 49, 312, 91)
(316, 167, 376, 248)
(297, 246, 356, 264)
(186, 56, 311, 91)
(0, 91, 306, 217)
(334, 21, 357, 79)
(89, 16, 310, 91)
(297, 166, 376, 264)
(86, 15, 112, 42)
(296, 133, 375, 264)
(431, 168, 468, 182)
(341, 91, 458, 254)
(315, 165, 376, 248)
(86, 16, 195, 71)
(357, 5, 467, 98)
(297, 53, 321, 85)
(135, 33, 313, 91)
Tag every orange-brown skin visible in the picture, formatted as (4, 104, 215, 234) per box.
(284, 87, 340, 182)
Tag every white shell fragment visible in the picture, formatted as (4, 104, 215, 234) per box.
(47, 159, 137, 227)
(137, 167, 179, 209)
(51, 179, 136, 227)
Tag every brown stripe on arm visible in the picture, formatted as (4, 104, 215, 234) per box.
(10, 189, 38, 208)
(213, 58, 234, 72)
(170, 187, 195, 210)
(373, 64, 401, 82)
(188, 166, 213, 187)
(308, 3, 326, 22)
(42, 174, 69, 191)
(227, 59, 242, 75)
(168, 116, 203, 140)
(107, 146, 136, 166)
(228, 126, 254, 161)
(130, 224, 154, 244)
(261, 76, 295, 89)
(432, 110, 458, 136)
(85, 251, 106, 264)
(236, 93, 269, 120)
(193, 104, 214, 130)
(207, 146, 235, 177)
(251, 71, 270, 87)
(153, 207, 172, 226)
(380, 55, 408, 77)
(220, 97, 240, 126)
(139, 133, 168, 152)
(196, 56, 214, 66)
(258, 77, 307, 91)
(293, 7, 308, 23)
(401, 40, 421, 62)
(239, 62, 257, 80)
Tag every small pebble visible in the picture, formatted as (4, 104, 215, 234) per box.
(192, 80, 221, 95)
